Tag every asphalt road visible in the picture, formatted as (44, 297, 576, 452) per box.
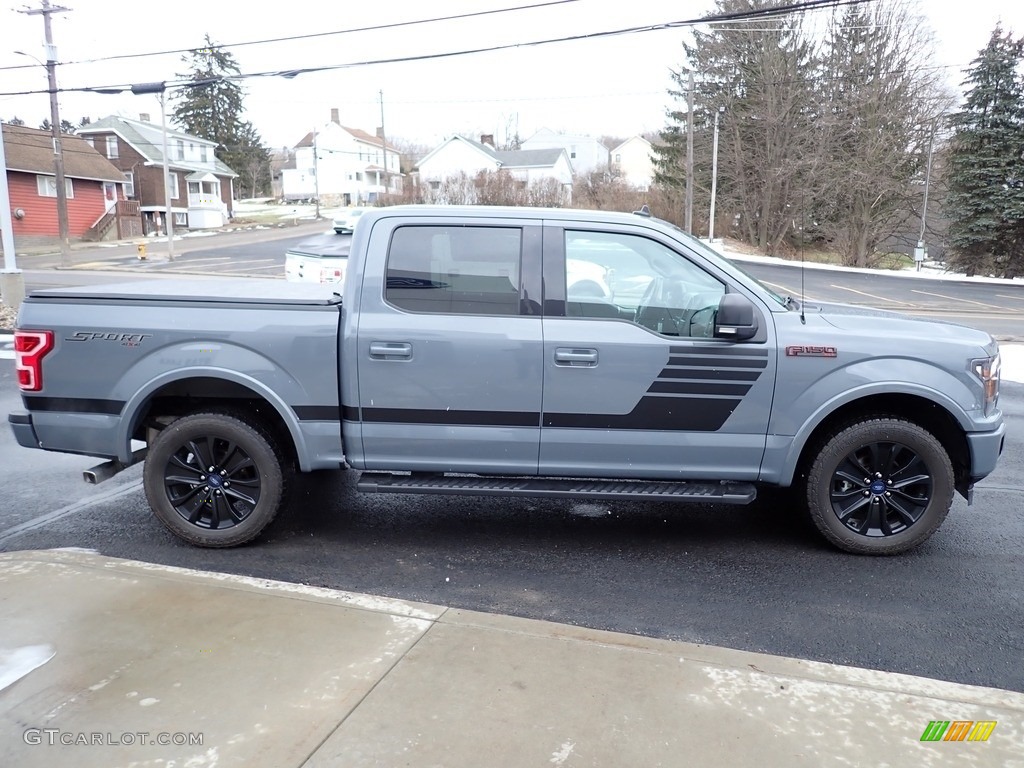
(2, 360, 1023, 694)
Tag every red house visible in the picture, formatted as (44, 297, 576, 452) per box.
(1, 123, 141, 249)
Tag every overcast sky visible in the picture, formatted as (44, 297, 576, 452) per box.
(1, 0, 1022, 151)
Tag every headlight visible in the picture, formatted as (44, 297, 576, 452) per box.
(971, 353, 1000, 414)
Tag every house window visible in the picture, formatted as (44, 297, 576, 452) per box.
(355, 172, 362, 181)
(106, 136, 118, 159)
(123, 171, 135, 198)
(174, 212, 187, 226)
(385, 226, 522, 316)
(83, 137, 94, 149)
(200, 146, 208, 162)
(615, 154, 621, 163)
(36, 175, 74, 199)
(166, 172, 179, 199)
(570, 146, 576, 159)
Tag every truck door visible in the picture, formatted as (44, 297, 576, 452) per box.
(539, 224, 776, 480)
(351, 217, 544, 474)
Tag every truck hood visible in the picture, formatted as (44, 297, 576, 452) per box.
(805, 300, 996, 349)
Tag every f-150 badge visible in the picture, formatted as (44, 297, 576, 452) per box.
(786, 345, 837, 357)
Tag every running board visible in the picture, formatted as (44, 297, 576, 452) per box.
(356, 473, 756, 505)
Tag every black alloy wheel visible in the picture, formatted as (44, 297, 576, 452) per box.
(144, 412, 287, 547)
(805, 417, 954, 555)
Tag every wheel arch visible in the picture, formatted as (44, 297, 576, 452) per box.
(117, 369, 308, 470)
(785, 393, 971, 495)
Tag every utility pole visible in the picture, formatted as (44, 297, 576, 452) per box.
(708, 105, 724, 242)
(312, 127, 320, 219)
(379, 89, 389, 198)
(685, 70, 695, 235)
(916, 117, 938, 272)
(1, 120, 26, 310)
(21, 0, 72, 267)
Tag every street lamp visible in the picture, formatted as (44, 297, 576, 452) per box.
(708, 105, 725, 242)
(130, 82, 174, 262)
(15, 46, 71, 266)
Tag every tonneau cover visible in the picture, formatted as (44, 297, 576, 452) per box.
(27, 277, 342, 306)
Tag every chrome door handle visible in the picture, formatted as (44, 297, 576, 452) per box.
(554, 348, 598, 366)
(369, 342, 412, 360)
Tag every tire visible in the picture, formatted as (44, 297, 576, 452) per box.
(805, 417, 954, 555)
(143, 412, 287, 548)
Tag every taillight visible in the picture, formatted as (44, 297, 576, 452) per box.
(15, 330, 54, 392)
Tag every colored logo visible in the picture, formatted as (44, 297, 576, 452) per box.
(920, 720, 997, 742)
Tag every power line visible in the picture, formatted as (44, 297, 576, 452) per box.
(0, 0, 881, 98)
(0, 0, 584, 74)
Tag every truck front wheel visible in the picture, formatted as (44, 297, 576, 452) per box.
(805, 418, 954, 555)
(143, 412, 286, 547)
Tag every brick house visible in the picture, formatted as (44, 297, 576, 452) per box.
(78, 115, 238, 234)
(1, 122, 139, 248)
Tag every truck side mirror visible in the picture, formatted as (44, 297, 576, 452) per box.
(714, 293, 758, 341)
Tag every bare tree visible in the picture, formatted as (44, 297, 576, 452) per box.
(814, 1, 950, 267)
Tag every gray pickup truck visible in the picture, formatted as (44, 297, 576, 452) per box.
(9, 205, 1004, 555)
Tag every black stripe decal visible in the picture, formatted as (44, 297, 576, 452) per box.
(647, 381, 752, 396)
(657, 368, 762, 381)
(342, 405, 360, 421)
(361, 408, 540, 427)
(670, 346, 768, 356)
(22, 396, 124, 415)
(292, 405, 341, 421)
(544, 396, 739, 431)
(668, 356, 767, 368)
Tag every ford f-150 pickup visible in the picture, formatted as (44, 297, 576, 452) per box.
(8, 205, 1005, 555)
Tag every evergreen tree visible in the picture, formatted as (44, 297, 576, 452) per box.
(171, 35, 271, 197)
(944, 26, 1024, 277)
(654, 0, 817, 252)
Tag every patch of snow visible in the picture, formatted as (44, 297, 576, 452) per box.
(0, 645, 55, 692)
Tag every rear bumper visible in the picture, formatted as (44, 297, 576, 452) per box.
(8, 411, 40, 449)
(967, 422, 1006, 481)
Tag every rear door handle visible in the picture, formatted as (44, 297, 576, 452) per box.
(369, 342, 412, 360)
(554, 347, 598, 367)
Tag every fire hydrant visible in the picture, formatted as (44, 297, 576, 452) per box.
(136, 241, 147, 260)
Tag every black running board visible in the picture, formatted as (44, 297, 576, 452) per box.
(357, 473, 756, 505)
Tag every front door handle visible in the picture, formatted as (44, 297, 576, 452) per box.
(554, 347, 598, 367)
(369, 341, 412, 360)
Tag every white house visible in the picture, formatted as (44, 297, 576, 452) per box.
(416, 135, 574, 196)
(610, 136, 656, 189)
(281, 108, 402, 205)
(521, 128, 610, 176)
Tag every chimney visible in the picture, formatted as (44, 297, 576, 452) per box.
(480, 134, 495, 147)
(139, 113, 150, 122)
(330, 108, 340, 124)
(376, 127, 384, 139)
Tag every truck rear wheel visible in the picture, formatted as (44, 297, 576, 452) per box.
(143, 412, 286, 547)
(805, 417, 954, 555)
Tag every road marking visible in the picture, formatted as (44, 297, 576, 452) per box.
(216, 264, 285, 274)
(0, 480, 142, 545)
(828, 284, 916, 306)
(760, 279, 814, 300)
(173, 256, 234, 265)
(0, 333, 13, 360)
(910, 288, 1007, 309)
(995, 294, 1024, 302)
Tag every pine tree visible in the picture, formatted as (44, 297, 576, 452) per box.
(171, 35, 271, 197)
(944, 26, 1024, 277)
(654, 0, 817, 252)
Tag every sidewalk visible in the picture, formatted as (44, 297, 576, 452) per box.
(1, 549, 1021, 767)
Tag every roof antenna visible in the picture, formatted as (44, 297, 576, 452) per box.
(799, 199, 806, 324)
(633, 204, 651, 217)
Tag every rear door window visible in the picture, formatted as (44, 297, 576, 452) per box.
(385, 226, 522, 316)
